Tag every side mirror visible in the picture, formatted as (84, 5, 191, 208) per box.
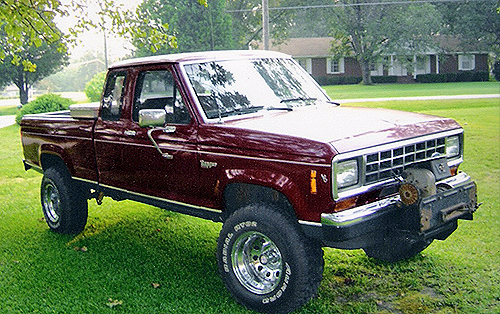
(139, 109, 166, 127)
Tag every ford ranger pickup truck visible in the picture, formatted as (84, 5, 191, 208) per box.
(20, 50, 479, 314)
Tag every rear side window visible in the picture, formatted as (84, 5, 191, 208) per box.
(101, 71, 127, 121)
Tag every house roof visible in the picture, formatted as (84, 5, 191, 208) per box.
(264, 37, 334, 58)
(259, 36, 489, 58)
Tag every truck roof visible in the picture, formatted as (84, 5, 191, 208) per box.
(109, 50, 291, 69)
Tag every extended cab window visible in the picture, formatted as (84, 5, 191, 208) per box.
(133, 70, 191, 124)
(101, 71, 127, 121)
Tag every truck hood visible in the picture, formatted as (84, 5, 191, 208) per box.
(225, 104, 461, 154)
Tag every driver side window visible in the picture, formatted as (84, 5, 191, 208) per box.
(133, 70, 191, 125)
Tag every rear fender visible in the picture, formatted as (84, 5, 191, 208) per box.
(40, 144, 74, 175)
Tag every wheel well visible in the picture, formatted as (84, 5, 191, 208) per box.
(40, 154, 69, 174)
(223, 183, 296, 221)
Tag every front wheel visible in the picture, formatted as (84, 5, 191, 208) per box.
(217, 204, 323, 313)
(41, 167, 88, 234)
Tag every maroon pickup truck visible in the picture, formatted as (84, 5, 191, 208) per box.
(20, 50, 479, 313)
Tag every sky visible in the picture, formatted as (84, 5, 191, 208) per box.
(55, 0, 143, 62)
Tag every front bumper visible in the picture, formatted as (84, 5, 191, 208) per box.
(303, 172, 479, 249)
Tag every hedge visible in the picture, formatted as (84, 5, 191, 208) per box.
(416, 71, 489, 83)
(371, 76, 398, 84)
(315, 76, 362, 85)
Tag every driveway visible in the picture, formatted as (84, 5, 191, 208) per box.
(0, 115, 15, 128)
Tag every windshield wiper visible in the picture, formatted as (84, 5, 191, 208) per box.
(267, 106, 293, 112)
(280, 97, 317, 103)
(219, 106, 265, 118)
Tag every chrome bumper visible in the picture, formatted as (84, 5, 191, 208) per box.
(321, 171, 474, 227)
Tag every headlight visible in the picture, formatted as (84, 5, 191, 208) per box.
(335, 159, 359, 189)
(445, 135, 460, 158)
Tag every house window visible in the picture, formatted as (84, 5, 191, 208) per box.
(458, 55, 475, 71)
(327, 58, 344, 74)
(297, 58, 312, 74)
(416, 56, 427, 71)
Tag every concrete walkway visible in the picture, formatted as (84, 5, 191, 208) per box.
(0, 115, 16, 128)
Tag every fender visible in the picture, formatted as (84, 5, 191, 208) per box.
(39, 144, 74, 175)
(220, 168, 309, 220)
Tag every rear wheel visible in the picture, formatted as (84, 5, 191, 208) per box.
(217, 204, 323, 313)
(41, 167, 88, 234)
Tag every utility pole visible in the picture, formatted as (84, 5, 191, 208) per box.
(262, 0, 269, 50)
(103, 28, 108, 69)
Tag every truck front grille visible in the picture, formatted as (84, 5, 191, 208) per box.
(365, 137, 446, 184)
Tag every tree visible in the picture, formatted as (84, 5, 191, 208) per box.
(0, 0, 67, 67)
(226, 0, 306, 49)
(437, 1, 500, 56)
(0, 0, 208, 65)
(132, 0, 234, 56)
(0, 32, 69, 104)
(327, 0, 442, 85)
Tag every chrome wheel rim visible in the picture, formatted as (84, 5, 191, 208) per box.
(42, 181, 61, 224)
(231, 231, 283, 295)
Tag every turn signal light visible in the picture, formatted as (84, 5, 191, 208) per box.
(310, 170, 317, 194)
(334, 196, 358, 212)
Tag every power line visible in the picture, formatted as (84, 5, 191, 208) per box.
(225, 0, 496, 13)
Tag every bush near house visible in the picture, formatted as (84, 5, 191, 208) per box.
(416, 71, 489, 83)
(15, 94, 74, 124)
(371, 76, 398, 84)
(315, 76, 362, 85)
(493, 61, 500, 81)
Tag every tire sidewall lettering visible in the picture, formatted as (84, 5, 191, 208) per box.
(261, 262, 291, 305)
(222, 220, 258, 273)
(221, 219, 292, 305)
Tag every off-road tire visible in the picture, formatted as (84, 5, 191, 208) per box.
(216, 204, 323, 313)
(40, 167, 88, 234)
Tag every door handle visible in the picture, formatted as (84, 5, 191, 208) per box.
(147, 128, 174, 160)
(124, 130, 137, 136)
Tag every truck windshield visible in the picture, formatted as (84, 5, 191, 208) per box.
(183, 58, 329, 120)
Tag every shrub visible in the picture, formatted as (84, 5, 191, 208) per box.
(445, 73, 457, 82)
(416, 73, 447, 83)
(493, 61, 500, 81)
(16, 94, 74, 124)
(315, 76, 362, 85)
(471, 71, 489, 82)
(416, 71, 489, 83)
(84, 71, 106, 102)
(371, 76, 398, 84)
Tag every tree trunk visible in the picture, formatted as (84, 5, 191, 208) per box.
(360, 59, 373, 85)
(15, 70, 30, 105)
(20, 84, 29, 105)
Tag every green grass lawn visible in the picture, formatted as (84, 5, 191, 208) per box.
(0, 106, 19, 116)
(0, 96, 499, 313)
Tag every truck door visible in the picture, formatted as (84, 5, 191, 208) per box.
(98, 66, 200, 206)
(93, 70, 130, 187)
